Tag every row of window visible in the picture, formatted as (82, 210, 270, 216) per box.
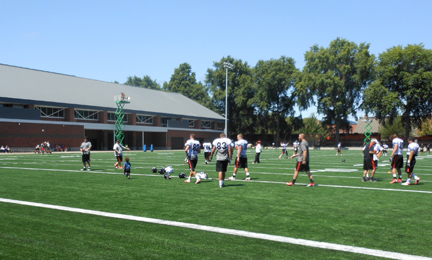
(34, 106, 222, 129)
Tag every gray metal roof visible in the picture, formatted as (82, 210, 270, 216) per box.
(0, 64, 224, 121)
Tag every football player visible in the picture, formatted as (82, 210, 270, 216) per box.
(80, 137, 92, 171)
(210, 133, 232, 188)
(402, 137, 421, 185)
(389, 134, 404, 183)
(202, 140, 212, 164)
(279, 141, 288, 159)
(228, 134, 251, 181)
(287, 133, 316, 187)
(114, 140, 130, 169)
(184, 134, 201, 184)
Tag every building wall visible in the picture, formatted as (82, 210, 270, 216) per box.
(0, 122, 84, 149)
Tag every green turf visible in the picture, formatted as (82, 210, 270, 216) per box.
(1, 148, 431, 259)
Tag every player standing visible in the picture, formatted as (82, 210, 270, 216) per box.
(210, 133, 232, 188)
(80, 137, 92, 171)
(113, 140, 130, 169)
(370, 139, 382, 182)
(336, 142, 342, 156)
(362, 139, 376, 182)
(184, 134, 201, 184)
(292, 140, 299, 155)
(228, 134, 251, 181)
(382, 143, 389, 157)
(279, 141, 288, 159)
(253, 140, 262, 164)
(202, 140, 212, 164)
(286, 133, 316, 187)
(389, 134, 404, 183)
(402, 137, 421, 185)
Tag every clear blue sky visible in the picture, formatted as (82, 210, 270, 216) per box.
(2, 0, 431, 120)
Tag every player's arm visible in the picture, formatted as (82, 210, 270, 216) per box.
(302, 150, 307, 164)
(237, 145, 242, 161)
(210, 146, 216, 160)
(390, 144, 398, 157)
(408, 150, 414, 165)
(228, 144, 232, 161)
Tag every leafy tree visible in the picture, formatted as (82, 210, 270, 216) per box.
(378, 116, 409, 140)
(124, 75, 161, 90)
(363, 44, 432, 141)
(164, 63, 210, 107)
(297, 38, 375, 146)
(124, 76, 142, 87)
(418, 118, 432, 136)
(206, 56, 255, 135)
(253, 56, 299, 143)
(297, 114, 329, 146)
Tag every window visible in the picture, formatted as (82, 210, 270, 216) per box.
(74, 109, 99, 120)
(36, 106, 65, 118)
(161, 117, 172, 127)
(217, 123, 224, 130)
(108, 112, 128, 122)
(136, 114, 153, 124)
(183, 119, 195, 127)
(201, 121, 212, 129)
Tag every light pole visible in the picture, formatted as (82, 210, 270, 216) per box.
(223, 62, 233, 136)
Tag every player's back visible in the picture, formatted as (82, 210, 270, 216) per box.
(186, 139, 200, 158)
(213, 137, 231, 161)
(237, 139, 248, 157)
(408, 142, 419, 156)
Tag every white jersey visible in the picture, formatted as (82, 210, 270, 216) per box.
(392, 138, 404, 155)
(185, 139, 200, 159)
(236, 139, 248, 158)
(383, 144, 389, 150)
(407, 142, 419, 157)
(338, 143, 341, 149)
(202, 142, 212, 153)
(113, 143, 125, 156)
(213, 137, 232, 161)
(373, 143, 383, 161)
(165, 166, 174, 174)
(281, 143, 287, 150)
(81, 141, 92, 155)
(255, 144, 262, 153)
(293, 141, 299, 148)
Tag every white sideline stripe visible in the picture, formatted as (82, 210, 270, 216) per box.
(0, 198, 430, 260)
(2, 167, 432, 194)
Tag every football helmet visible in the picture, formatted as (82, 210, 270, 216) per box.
(164, 172, 171, 179)
(159, 168, 166, 174)
(179, 172, 186, 178)
(151, 167, 157, 173)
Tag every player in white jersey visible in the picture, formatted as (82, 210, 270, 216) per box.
(202, 140, 212, 164)
(279, 141, 289, 159)
(389, 134, 404, 183)
(113, 140, 130, 169)
(210, 133, 232, 188)
(293, 140, 300, 155)
(370, 140, 383, 182)
(402, 137, 421, 185)
(253, 140, 262, 164)
(228, 134, 251, 181)
(336, 142, 342, 156)
(184, 134, 201, 184)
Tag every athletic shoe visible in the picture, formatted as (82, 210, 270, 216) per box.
(87, 168, 91, 171)
(245, 177, 251, 181)
(415, 178, 421, 185)
(195, 179, 201, 184)
(370, 177, 377, 182)
(398, 178, 402, 183)
(401, 182, 411, 186)
(184, 179, 190, 183)
(390, 179, 398, 184)
(306, 183, 316, 187)
(228, 176, 236, 180)
(119, 166, 123, 169)
(286, 182, 294, 186)
(81, 168, 86, 171)
(362, 177, 366, 182)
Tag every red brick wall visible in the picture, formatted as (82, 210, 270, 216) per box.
(0, 122, 84, 148)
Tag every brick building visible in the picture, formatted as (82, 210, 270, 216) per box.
(0, 64, 225, 150)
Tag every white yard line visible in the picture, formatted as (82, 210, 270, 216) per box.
(0, 197, 430, 260)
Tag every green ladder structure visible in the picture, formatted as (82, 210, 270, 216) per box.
(114, 93, 130, 145)
(363, 116, 372, 145)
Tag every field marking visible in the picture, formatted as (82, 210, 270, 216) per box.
(1, 166, 432, 194)
(0, 198, 430, 260)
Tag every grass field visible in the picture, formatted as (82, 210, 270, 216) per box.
(1, 148, 432, 259)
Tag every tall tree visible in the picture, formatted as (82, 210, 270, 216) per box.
(206, 56, 255, 135)
(164, 63, 210, 107)
(297, 38, 375, 146)
(253, 56, 299, 144)
(124, 75, 161, 90)
(363, 44, 432, 141)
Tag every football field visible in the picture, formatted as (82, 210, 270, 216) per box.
(1, 148, 432, 259)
